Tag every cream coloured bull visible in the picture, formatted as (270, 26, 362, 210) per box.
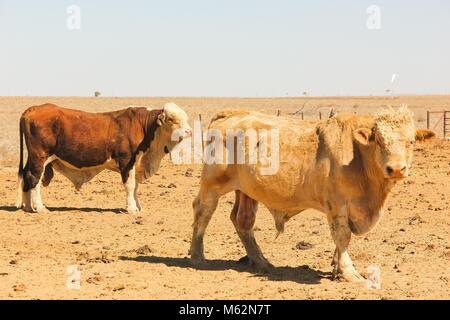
(189, 106, 426, 282)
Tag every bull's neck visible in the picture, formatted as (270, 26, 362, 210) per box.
(136, 110, 167, 181)
(138, 109, 163, 152)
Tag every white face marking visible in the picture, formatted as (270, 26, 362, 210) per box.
(163, 102, 192, 136)
(374, 108, 415, 179)
(137, 104, 191, 183)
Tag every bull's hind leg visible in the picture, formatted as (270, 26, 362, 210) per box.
(231, 191, 273, 272)
(189, 187, 220, 264)
(22, 156, 53, 213)
(41, 163, 54, 187)
(16, 160, 31, 211)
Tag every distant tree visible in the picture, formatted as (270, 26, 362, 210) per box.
(302, 91, 308, 96)
(94, 91, 101, 97)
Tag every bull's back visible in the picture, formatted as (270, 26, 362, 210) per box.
(236, 130, 321, 210)
(207, 111, 322, 210)
(22, 104, 117, 168)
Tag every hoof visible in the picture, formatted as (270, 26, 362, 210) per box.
(22, 206, 35, 213)
(239, 255, 274, 273)
(238, 256, 250, 264)
(333, 268, 366, 282)
(252, 260, 274, 274)
(189, 246, 206, 266)
(190, 256, 206, 266)
(36, 206, 50, 214)
(126, 206, 139, 214)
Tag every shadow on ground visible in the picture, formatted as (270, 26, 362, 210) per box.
(120, 255, 330, 285)
(0, 205, 123, 214)
(0, 206, 17, 212)
(47, 206, 123, 214)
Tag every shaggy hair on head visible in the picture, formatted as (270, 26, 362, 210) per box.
(375, 105, 414, 128)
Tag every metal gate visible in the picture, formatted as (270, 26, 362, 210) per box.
(427, 110, 450, 138)
(445, 111, 450, 138)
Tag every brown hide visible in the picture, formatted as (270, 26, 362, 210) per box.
(19, 104, 162, 191)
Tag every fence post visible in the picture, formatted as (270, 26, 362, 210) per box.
(198, 114, 204, 156)
(427, 110, 430, 129)
(446, 111, 449, 138)
(444, 111, 447, 138)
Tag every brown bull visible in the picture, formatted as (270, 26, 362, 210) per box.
(16, 102, 191, 213)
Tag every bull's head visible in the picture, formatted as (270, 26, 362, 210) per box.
(353, 106, 416, 181)
(157, 103, 192, 153)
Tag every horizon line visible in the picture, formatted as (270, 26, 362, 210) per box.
(1, 94, 450, 99)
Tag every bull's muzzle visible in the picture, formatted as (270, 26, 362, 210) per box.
(385, 163, 407, 179)
(176, 128, 192, 141)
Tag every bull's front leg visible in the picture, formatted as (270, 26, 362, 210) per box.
(327, 206, 365, 282)
(122, 166, 140, 214)
(134, 183, 143, 212)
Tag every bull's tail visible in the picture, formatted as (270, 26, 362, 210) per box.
(16, 117, 25, 208)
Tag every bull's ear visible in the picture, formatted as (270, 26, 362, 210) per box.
(157, 113, 166, 126)
(353, 128, 372, 146)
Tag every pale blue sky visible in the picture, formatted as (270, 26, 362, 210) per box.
(1, 0, 449, 96)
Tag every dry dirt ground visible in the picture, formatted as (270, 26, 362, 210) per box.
(0, 96, 449, 300)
